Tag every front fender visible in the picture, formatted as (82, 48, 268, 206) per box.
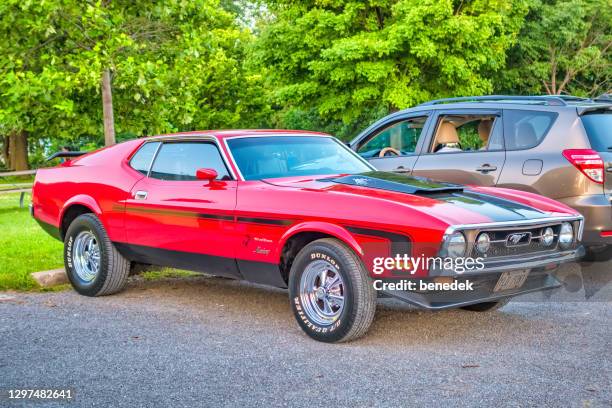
(275, 221, 364, 262)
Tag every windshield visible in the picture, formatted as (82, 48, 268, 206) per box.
(226, 136, 373, 180)
(581, 112, 612, 151)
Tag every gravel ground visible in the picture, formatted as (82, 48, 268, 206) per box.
(1, 262, 610, 408)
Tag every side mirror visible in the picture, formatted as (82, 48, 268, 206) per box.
(196, 168, 218, 181)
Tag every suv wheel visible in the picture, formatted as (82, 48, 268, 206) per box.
(64, 213, 130, 296)
(584, 245, 612, 262)
(288, 238, 376, 343)
(461, 298, 510, 312)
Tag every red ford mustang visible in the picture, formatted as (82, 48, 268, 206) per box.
(32, 130, 584, 342)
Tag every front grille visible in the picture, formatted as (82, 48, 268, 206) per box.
(470, 224, 562, 259)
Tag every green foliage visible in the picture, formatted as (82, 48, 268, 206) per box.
(252, 0, 529, 137)
(0, 0, 609, 155)
(0, 0, 269, 154)
(498, 0, 611, 96)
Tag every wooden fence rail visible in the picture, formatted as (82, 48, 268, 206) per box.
(0, 170, 37, 177)
(0, 169, 37, 208)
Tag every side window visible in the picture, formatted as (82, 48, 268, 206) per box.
(129, 141, 160, 175)
(503, 110, 557, 150)
(357, 117, 427, 158)
(430, 115, 502, 153)
(149, 142, 231, 181)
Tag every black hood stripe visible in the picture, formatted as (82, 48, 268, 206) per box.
(320, 172, 464, 195)
(438, 191, 548, 222)
(461, 190, 547, 216)
(320, 171, 548, 223)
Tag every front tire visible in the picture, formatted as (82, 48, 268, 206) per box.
(288, 238, 376, 343)
(64, 213, 130, 296)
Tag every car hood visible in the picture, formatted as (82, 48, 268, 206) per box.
(262, 171, 572, 224)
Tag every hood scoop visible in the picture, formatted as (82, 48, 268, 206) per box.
(319, 172, 464, 195)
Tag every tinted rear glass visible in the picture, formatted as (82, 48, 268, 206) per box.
(581, 113, 612, 151)
(129, 142, 160, 175)
(503, 110, 558, 150)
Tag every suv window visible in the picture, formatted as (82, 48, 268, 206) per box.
(149, 142, 231, 181)
(503, 110, 557, 150)
(357, 117, 426, 158)
(581, 112, 612, 152)
(129, 141, 160, 175)
(429, 115, 503, 153)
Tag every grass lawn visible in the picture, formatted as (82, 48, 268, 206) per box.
(0, 175, 35, 185)
(140, 268, 199, 281)
(0, 193, 64, 291)
(0, 192, 199, 291)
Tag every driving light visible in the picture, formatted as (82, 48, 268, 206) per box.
(476, 233, 491, 254)
(542, 227, 555, 247)
(559, 223, 574, 249)
(444, 232, 466, 258)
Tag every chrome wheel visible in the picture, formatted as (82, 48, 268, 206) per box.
(299, 259, 345, 326)
(72, 231, 100, 283)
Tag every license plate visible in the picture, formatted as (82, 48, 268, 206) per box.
(494, 270, 530, 292)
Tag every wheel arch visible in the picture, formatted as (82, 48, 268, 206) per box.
(59, 195, 102, 240)
(276, 222, 363, 284)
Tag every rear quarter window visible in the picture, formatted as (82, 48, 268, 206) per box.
(503, 110, 558, 150)
(581, 112, 612, 151)
(129, 142, 160, 175)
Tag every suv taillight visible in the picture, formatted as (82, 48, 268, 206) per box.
(562, 149, 605, 184)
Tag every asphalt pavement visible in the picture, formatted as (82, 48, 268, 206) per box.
(1, 261, 610, 408)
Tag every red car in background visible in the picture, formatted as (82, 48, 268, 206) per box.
(32, 130, 584, 342)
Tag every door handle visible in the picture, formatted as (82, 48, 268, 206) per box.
(394, 166, 411, 174)
(476, 164, 497, 173)
(134, 191, 148, 200)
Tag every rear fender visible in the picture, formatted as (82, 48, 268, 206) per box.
(58, 196, 103, 238)
(61, 195, 102, 219)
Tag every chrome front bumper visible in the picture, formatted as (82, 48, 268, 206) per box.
(382, 269, 564, 310)
(430, 245, 585, 277)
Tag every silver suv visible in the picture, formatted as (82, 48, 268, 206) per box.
(350, 95, 611, 259)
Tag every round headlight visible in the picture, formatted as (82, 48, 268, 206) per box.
(559, 222, 574, 249)
(476, 233, 491, 254)
(445, 232, 466, 258)
(542, 227, 555, 247)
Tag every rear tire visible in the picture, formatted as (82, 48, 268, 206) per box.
(461, 298, 510, 312)
(64, 213, 130, 296)
(288, 238, 376, 343)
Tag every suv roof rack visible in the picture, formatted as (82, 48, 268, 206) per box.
(544, 95, 592, 102)
(593, 93, 611, 103)
(418, 95, 568, 107)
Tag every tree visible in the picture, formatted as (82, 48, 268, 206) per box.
(252, 0, 528, 138)
(0, 0, 266, 168)
(0, 1, 75, 169)
(498, 0, 611, 96)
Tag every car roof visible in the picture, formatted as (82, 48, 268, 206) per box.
(350, 95, 611, 146)
(399, 95, 611, 114)
(146, 129, 331, 141)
